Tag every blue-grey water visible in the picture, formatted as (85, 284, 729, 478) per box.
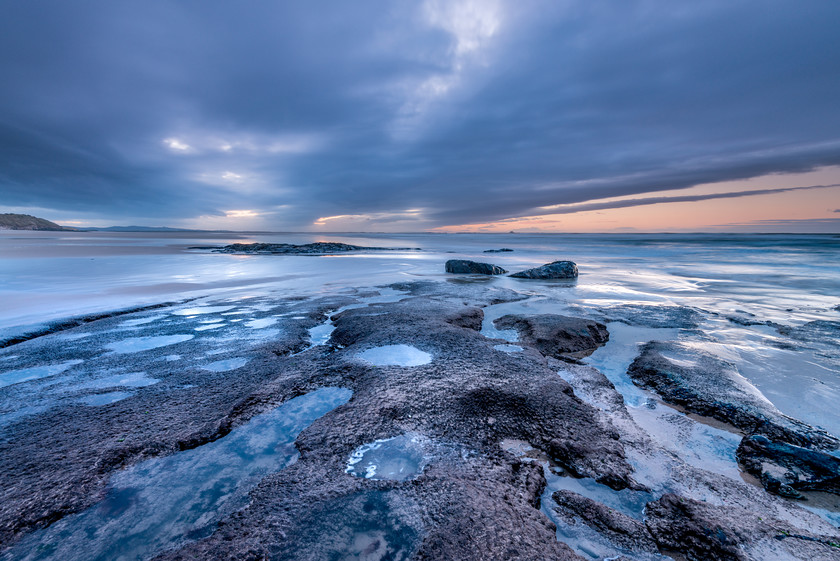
(1, 231, 839, 559)
(2, 231, 839, 433)
(1, 387, 352, 561)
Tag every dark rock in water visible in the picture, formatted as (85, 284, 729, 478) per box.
(645, 493, 840, 561)
(737, 435, 840, 497)
(483, 248, 514, 253)
(444, 259, 507, 275)
(494, 314, 609, 361)
(213, 242, 419, 254)
(627, 341, 839, 451)
(510, 260, 578, 279)
(552, 490, 659, 554)
(780, 320, 840, 348)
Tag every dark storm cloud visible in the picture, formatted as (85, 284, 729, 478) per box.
(1, 1, 839, 227)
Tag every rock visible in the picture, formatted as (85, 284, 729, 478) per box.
(627, 341, 839, 451)
(737, 435, 840, 497)
(552, 490, 659, 554)
(510, 260, 578, 279)
(645, 493, 840, 561)
(213, 242, 419, 254)
(494, 314, 609, 360)
(483, 248, 514, 253)
(152, 296, 632, 560)
(444, 259, 507, 275)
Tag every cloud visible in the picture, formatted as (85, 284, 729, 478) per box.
(0, 1, 839, 229)
(532, 183, 840, 216)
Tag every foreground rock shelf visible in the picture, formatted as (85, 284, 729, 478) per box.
(0, 281, 838, 561)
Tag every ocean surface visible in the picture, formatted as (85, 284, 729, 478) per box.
(2, 231, 840, 558)
(2, 232, 838, 411)
(2, 231, 839, 432)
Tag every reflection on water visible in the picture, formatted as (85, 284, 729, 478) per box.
(2, 387, 352, 561)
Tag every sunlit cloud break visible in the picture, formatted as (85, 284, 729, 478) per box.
(535, 183, 840, 216)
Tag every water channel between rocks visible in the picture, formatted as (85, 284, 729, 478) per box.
(1, 387, 352, 561)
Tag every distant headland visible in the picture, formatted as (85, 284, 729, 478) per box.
(0, 213, 76, 231)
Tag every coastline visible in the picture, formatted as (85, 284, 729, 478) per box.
(1, 234, 839, 559)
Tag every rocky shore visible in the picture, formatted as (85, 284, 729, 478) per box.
(0, 280, 838, 560)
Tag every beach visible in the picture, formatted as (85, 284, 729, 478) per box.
(1, 232, 840, 560)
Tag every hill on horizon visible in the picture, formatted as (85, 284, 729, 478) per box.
(0, 213, 76, 231)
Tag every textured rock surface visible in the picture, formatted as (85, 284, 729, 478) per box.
(0, 283, 637, 560)
(494, 314, 609, 361)
(510, 260, 578, 279)
(646, 493, 840, 561)
(627, 341, 839, 450)
(737, 435, 840, 497)
(153, 294, 633, 560)
(444, 259, 507, 275)
(0, 295, 346, 549)
(3, 280, 838, 561)
(552, 490, 659, 554)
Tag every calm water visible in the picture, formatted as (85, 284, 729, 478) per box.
(1, 231, 839, 558)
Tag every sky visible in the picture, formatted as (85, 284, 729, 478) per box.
(1, 1, 839, 233)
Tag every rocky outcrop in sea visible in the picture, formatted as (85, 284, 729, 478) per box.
(444, 259, 507, 275)
(510, 260, 578, 279)
(205, 242, 420, 254)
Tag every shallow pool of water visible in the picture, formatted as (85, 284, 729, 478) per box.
(0, 359, 83, 388)
(105, 334, 193, 354)
(3, 386, 352, 561)
(346, 434, 427, 481)
(358, 345, 432, 367)
(202, 357, 249, 372)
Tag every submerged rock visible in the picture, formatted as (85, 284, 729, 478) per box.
(627, 341, 839, 451)
(510, 260, 578, 279)
(596, 303, 702, 329)
(494, 314, 609, 361)
(444, 259, 507, 275)
(737, 435, 840, 497)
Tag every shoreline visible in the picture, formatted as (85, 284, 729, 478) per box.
(1, 279, 839, 560)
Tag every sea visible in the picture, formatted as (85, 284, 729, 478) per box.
(2, 230, 839, 434)
(1, 230, 839, 559)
